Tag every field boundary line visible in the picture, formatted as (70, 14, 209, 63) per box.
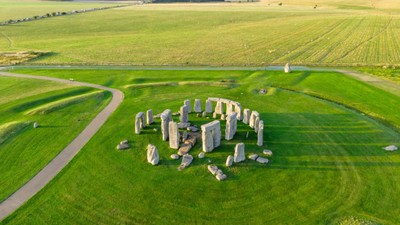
(0, 71, 124, 221)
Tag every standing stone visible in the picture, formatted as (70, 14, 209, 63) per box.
(234, 103, 243, 121)
(205, 99, 213, 113)
(221, 114, 226, 121)
(146, 109, 154, 125)
(254, 116, 260, 133)
(215, 101, 223, 114)
(284, 63, 292, 73)
(234, 143, 245, 163)
(257, 120, 264, 146)
(135, 112, 144, 134)
(180, 105, 189, 123)
(147, 144, 159, 165)
(226, 102, 233, 115)
(169, 121, 180, 149)
(212, 112, 217, 119)
(249, 111, 259, 129)
(33, 122, 39, 128)
(243, 109, 251, 124)
(161, 109, 172, 141)
(194, 99, 202, 113)
(226, 155, 233, 167)
(202, 111, 207, 117)
(201, 120, 221, 152)
(184, 99, 191, 113)
(225, 112, 237, 140)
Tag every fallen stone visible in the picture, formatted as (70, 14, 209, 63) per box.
(226, 155, 233, 167)
(384, 145, 398, 151)
(216, 173, 227, 181)
(147, 144, 159, 165)
(248, 153, 258, 161)
(198, 152, 205, 159)
(178, 122, 191, 129)
(187, 126, 199, 132)
(259, 89, 267, 95)
(178, 154, 193, 171)
(172, 112, 180, 116)
(117, 142, 129, 150)
(178, 144, 192, 156)
(182, 131, 188, 141)
(256, 156, 269, 164)
(170, 154, 180, 160)
(263, 149, 273, 156)
(207, 165, 218, 175)
(33, 122, 39, 128)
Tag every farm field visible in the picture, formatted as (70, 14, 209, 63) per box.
(1, 68, 399, 224)
(2, 1, 400, 66)
(0, 75, 111, 202)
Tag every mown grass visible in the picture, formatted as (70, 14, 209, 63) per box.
(0, 77, 111, 202)
(2, 2, 400, 66)
(3, 69, 399, 224)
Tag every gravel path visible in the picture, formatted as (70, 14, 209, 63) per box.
(0, 71, 124, 221)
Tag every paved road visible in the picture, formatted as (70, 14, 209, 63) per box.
(0, 71, 124, 221)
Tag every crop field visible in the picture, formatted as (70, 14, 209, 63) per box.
(0, 68, 398, 224)
(0, 76, 111, 202)
(1, 1, 400, 66)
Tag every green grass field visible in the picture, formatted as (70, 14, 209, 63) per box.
(0, 76, 111, 202)
(1, 68, 399, 224)
(2, 0, 400, 66)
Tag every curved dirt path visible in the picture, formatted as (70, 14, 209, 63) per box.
(0, 71, 124, 221)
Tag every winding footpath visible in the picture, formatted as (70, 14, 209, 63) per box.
(0, 71, 124, 221)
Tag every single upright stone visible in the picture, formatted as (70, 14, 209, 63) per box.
(234, 102, 243, 120)
(234, 143, 245, 163)
(249, 111, 260, 129)
(226, 155, 233, 167)
(205, 99, 213, 113)
(243, 108, 251, 124)
(221, 114, 226, 120)
(284, 63, 292, 73)
(254, 116, 260, 133)
(215, 101, 223, 114)
(184, 99, 192, 113)
(169, 121, 180, 149)
(202, 111, 207, 117)
(161, 109, 172, 141)
(180, 105, 189, 123)
(226, 102, 234, 115)
(225, 112, 237, 140)
(33, 122, 39, 128)
(194, 99, 202, 113)
(146, 109, 154, 125)
(135, 112, 145, 134)
(257, 120, 264, 146)
(147, 144, 159, 165)
(201, 120, 221, 152)
(212, 112, 217, 119)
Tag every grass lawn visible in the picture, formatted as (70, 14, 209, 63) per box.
(1, 68, 399, 224)
(0, 76, 111, 201)
(1, 1, 400, 66)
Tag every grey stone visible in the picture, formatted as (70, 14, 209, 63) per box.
(201, 120, 221, 152)
(170, 154, 179, 160)
(249, 111, 259, 129)
(248, 153, 258, 161)
(263, 149, 273, 156)
(194, 99, 202, 113)
(226, 155, 233, 167)
(257, 120, 264, 146)
(178, 122, 191, 129)
(202, 111, 207, 117)
(256, 156, 269, 164)
(208, 165, 218, 175)
(215, 172, 227, 181)
(259, 89, 267, 95)
(254, 116, 260, 133)
(146, 109, 154, 125)
(225, 112, 237, 140)
(215, 101, 223, 114)
(384, 145, 398, 151)
(147, 144, 159, 165)
(234, 102, 243, 120)
(187, 126, 198, 132)
(212, 112, 217, 119)
(182, 131, 188, 141)
(180, 105, 189, 123)
(135, 112, 145, 134)
(234, 143, 245, 163)
(198, 152, 205, 159)
(160, 109, 172, 141)
(178, 154, 193, 171)
(33, 122, 39, 128)
(284, 63, 292, 73)
(243, 109, 251, 124)
(184, 99, 191, 113)
(205, 99, 213, 113)
(226, 102, 233, 115)
(169, 121, 180, 149)
(117, 142, 129, 150)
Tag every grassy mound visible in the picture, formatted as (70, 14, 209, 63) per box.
(0, 121, 30, 145)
